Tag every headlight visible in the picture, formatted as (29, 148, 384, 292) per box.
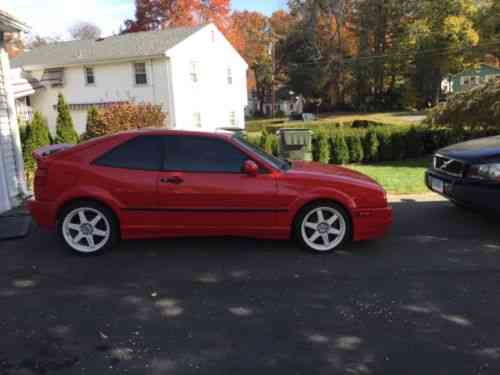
(467, 163, 500, 182)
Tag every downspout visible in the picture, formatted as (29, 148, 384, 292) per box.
(150, 59, 157, 104)
(165, 56, 176, 129)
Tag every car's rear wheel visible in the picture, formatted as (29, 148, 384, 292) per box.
(58, 202, 118, 255)
(295, 202, 350, 253)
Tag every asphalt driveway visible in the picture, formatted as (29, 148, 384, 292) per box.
(1, 194, 500, 375)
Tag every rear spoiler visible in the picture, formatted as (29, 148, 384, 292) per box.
(33, 144, 73, 162)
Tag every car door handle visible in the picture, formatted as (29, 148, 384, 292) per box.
(160, 176, 184, 185)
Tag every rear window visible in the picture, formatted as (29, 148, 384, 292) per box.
(94, 136, 164, 171)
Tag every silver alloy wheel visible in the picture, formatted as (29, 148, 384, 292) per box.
(62, 207, 111, 253)
(300, 206, 347, 252)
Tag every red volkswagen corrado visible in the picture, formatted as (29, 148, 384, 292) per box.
(28, 130, 392, 255)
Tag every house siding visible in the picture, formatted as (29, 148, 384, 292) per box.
(167, 24, 248, 131)
(0, 48, 24, 212)
(450, 64, 500, 93)
(29, 57, 171, 135)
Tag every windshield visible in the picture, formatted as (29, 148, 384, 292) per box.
(234, 136, 292, 171)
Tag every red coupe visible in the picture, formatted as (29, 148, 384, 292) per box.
(28, 130, 392, 255)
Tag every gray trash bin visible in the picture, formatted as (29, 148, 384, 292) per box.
(276, 128, 313, 161)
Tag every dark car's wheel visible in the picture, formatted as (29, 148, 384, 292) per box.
(295, 202, 351, 253)
(58, 201, 119, 255)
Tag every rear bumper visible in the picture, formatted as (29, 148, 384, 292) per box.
(27, 198, 57, 230)
(426, 170, 500, 212)
(352, 206, 393, 241)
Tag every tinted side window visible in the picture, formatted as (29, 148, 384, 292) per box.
(164, 136, 247, 173)
(95, 136, 164, 171)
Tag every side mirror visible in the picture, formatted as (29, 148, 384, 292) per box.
(243, 160, 259, 176)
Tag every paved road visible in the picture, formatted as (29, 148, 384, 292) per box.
(1, 195, 500, 375)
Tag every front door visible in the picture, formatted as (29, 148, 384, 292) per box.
(156, 135, 279, 235)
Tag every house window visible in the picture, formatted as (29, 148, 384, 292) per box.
(193, 112, 202, 128)
(134, 62, 148, 85)
(211, 30, 216, 43)
(190, 61, 198, 83)
(85, 67, 95, 85)
(229, 111, 237, 127)
(227, 67, 233, 85)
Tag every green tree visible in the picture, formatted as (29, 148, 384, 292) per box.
(22, 112, 51, 185)
(316, 131, 330, 163)
(331, 132, 350, 164)
(347, 134, 364, 163)
(411, 0, 480, 106)
(364, 130, 380, 162)
(55, 93, 79, 144)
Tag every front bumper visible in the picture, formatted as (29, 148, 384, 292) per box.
(426, 170, 500, 212)
(352, 206, 393, 241)
(27, 198, 58, 230)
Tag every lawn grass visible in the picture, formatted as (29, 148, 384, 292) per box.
(246, 111, 427, 133)
(347, 157, 432, 195)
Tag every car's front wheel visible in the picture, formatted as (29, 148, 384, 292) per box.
(58, 202, 118, 255)
(295, 202, 350, 253)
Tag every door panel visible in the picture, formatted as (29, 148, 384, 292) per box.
(156, 171, 279, 231)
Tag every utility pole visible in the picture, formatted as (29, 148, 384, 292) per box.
(270, 41, 276, 118)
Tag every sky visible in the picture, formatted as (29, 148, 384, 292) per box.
(2, 0, 286, 39)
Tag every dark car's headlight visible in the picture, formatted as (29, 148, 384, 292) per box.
(466, 163, 500, 182)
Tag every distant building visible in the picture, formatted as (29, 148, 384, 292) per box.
(444, 64, 500, 94)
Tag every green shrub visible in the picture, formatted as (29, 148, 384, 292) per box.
(391, 132, 406, 161)
(315, 131, 331, 164)
(22, 112, 51, 185)
(426, 81, 500, 130)
(363, 130, 380, 162)
(405, 127, 425, 159)
(55, 94, 79, 144)
(346, 134, 364, 163)
(377, 130, 393, 161)
(331, 132, 350, 165)
(260, 131, 269, 150)
(260, 131, 277, 155)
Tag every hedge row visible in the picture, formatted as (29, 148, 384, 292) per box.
(250, 125, 499, 165)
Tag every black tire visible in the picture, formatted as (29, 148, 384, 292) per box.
(57, 201, 119, 255)
(294, 201, 351, 254)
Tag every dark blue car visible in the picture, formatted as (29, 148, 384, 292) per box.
(426, 136, 500, 212)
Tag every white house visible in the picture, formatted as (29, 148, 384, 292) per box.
(0, 10, 29, 213)
(12, 24, 248, 135)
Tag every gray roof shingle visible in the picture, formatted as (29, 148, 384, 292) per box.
(12, 26, 205, 69)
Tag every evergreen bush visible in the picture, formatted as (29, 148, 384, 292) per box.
(330, 132, 350, 165)
(363, 130, 380, 162)
(22, 112, 51, 185)
(55, 93, 79, 144)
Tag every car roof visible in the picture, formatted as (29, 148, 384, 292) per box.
(115, 128, 234, 140)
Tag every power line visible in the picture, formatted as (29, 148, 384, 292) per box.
(287, 39, 500, 67)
